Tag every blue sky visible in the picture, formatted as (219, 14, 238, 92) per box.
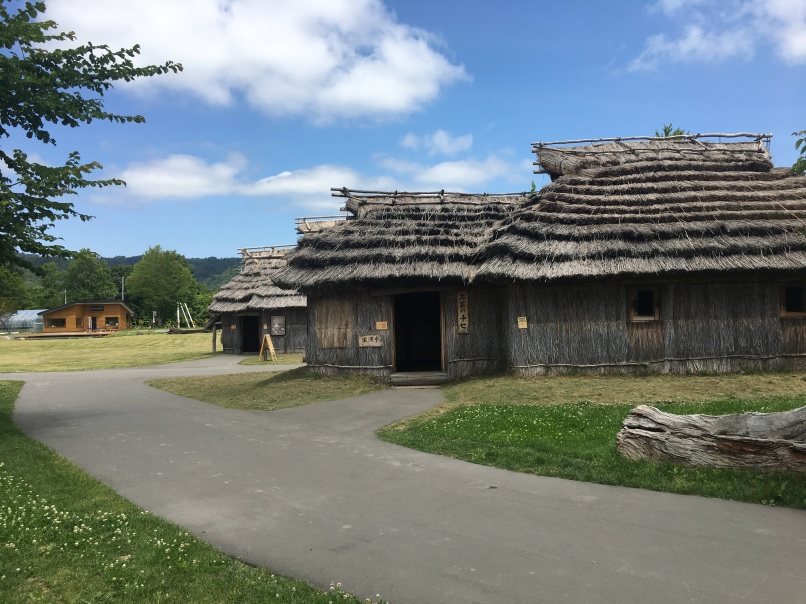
(17, 0, 806, 259)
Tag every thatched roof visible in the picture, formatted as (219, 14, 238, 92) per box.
(295, 216, 347, 235)
(273, 190, 526, 292)
(208, 246, 306, 313)
(477, 135, 806, 283)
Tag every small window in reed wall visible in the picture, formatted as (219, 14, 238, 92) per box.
(629, 287, 660, 322)
(781, 284, 806, 317)
(315, 298, 351, 348)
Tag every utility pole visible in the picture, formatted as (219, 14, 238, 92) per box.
(63, 290, 67, 304)
(121, 276, 125, 301)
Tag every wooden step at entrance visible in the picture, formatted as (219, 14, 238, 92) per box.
(390, 371, 451, 386)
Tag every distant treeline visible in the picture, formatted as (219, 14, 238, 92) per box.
(18, 253, 241, 290)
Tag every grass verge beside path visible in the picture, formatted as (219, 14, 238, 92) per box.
(238, 353, 304, 365)
(149, 367, 387, 411)
(378, 373, 806, 509)
(0, 381, 383, 604)
(0, 332, 217, 372)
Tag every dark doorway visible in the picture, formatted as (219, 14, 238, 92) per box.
(394, 291, 442, 372)
(240, 316, 261, 353)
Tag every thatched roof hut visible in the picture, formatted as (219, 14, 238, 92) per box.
(477, 134, 806, 284)
(209, 246, 306, 314)
(275, 189, 526, 292)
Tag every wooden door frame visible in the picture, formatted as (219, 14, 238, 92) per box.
(391, 290, 445, 372)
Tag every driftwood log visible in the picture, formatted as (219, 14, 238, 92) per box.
(616, 405, 806, 472)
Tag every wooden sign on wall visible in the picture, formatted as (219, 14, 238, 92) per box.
(457, 290, 469, 334)
(358, 335, 383, 347)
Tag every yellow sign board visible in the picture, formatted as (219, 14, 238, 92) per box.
(517, 316, 528, 329)
(259, 333, 277, 362)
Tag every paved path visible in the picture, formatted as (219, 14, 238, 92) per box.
(4, 357, 805, 603)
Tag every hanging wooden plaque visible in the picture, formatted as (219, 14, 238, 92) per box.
(457, 290, 469, 334)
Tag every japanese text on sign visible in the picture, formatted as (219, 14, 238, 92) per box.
(457, 290, 469, 334)
(358, 334, 384, 347)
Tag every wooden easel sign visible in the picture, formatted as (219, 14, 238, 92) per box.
(259, 333, 277, 362)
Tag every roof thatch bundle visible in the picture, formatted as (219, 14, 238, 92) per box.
(274, 190, 525, 292)
(477, 136, 806, 283)
(295, 216, 347, 235)
(209, 247, 306, 313)
(534, 136, 772, 179)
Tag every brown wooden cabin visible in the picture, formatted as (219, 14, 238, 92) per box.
(208, 246, 307, 354)
(274, 191, 525, 381)
(39, 301, 133, 333)
(275, 134, 806, 381)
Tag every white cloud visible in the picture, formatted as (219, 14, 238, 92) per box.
(400, 129, 473, 155)
(96, 148, 530, 210)
(95, 154, 397, 211)
(117, 154, 248, 199)
(755, 0, 806, 62)
(649, 0, 708, 15)
(630, 25, 753, 70)
(379, 154, 530, 191)
(43, 0, 469, 122)
(632, 0, 806, 70)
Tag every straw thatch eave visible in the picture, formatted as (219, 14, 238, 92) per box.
(274, 192, 523, 292)
(209, 249, 306, 314)
(476, 137, 806, 284)
(534, 138, 772, 179)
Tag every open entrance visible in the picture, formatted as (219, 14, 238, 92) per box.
(394, 291, 442, 372)
(240, 316, 261, 353)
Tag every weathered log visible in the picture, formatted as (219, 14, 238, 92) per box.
(616, 405, 806, 472)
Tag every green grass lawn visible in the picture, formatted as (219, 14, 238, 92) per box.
(149, 366, 387, 411)
(0, 331, 218, 372)
(238, 353, 304, 366)
(379, 398, 806, 507)
(378, 372, 806, 509)
(0, 380, 382, 604)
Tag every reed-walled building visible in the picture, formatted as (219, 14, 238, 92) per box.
(274, 190, 525, 381)
(209, 246, 306, 354)
(275, 134, 806, 380)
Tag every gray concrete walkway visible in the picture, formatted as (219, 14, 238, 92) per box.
(4, 357, 806, 603)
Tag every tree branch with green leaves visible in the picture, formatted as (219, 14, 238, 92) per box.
(793, 130, 806, 175)
(0, 0, 181, 271)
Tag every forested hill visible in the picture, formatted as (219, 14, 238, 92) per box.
(18, 254, 241, 290)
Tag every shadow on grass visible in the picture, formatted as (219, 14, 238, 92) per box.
(150, 367, 388, 412)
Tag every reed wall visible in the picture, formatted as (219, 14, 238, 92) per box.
(306, 292, 394, 378)
(219, 308, 307, 354)
(443, 287, 506, 378)
(508, 279, 806, 375)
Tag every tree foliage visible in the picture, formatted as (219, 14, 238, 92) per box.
(126, 245, 197, 324)
(0, 1, 181, 271)
(793, 130, 806, 175)
(61, 248, 118, 301)
(30, 249, 119, 307)
(33, 260, 65, 308)
(0, 265, 31, 320)
(655, 124, 689, 137)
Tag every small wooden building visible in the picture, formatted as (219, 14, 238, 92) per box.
(476, 134, 806, 374)
(276, 134, 806, 380)
(209, 246, 307, 354)
(274, 191, 524, 379)
(39, 301, 132, 333)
